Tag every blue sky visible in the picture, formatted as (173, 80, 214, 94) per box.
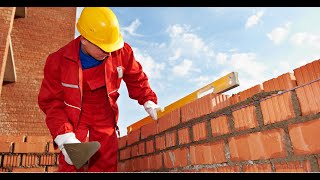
(75, 7, 320, 137)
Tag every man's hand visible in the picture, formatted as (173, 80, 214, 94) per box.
(143, 100, 164, 120)
(54, 132, 81, 165)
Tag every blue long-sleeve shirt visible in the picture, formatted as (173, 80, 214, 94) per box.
(79, 45, 103, 70)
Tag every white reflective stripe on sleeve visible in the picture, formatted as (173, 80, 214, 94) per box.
(61, 82, 79, 89)
(64, 101, 81, 111)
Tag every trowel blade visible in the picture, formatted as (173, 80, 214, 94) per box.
(63, 141, 101, 169)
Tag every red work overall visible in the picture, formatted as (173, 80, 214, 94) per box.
(58, 61, 118, 172)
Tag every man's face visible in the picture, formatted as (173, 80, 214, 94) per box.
(80, 37, 110, 61)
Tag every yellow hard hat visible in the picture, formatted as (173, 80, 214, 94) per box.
(76, 7, 124, 52)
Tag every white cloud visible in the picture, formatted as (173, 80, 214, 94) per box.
(169, 48, 182, 61)
(158, 43, 166, 48)
(229, 48, 238, 53)
(190, 75, 210, 88)
(229, 53, 268, 82)
(267, 22, 291, 45)
(168, 24, 186, 37)
(192, 51, 268, 97)
(290, 55, 320, 70)
(245, 11, 264, 29)
(172, 59, 194, 77)
(272, 61, 292, 77)
(216, 53, 228, 65)
(122, 19, 143, 37)
(166, 24, 215, 62)
(131, 47, 165, 79)
(290, 32, 320, 49)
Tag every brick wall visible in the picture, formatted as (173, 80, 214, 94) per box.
(118, 59, 320, 172)
(0, 134, 59, 172)
(0, 7, 77, 136)
(0, 7, 15, 95)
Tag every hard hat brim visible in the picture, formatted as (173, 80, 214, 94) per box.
(98, 34, 124, 53)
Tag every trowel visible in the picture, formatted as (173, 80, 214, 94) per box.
(63, 141, 101, 169)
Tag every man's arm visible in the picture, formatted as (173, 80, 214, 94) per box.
(122, 43, 158, 106)
(38, 54, 74, 141)
(121, 43, 163, 120)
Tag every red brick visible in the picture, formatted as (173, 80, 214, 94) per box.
(230, 93, 240, 105)
(155, 134, 166, 151)
(117, 161, 127, 172)
(216, 166, 240, 172)
(2, 154, 21, 167)
(118, 135, 127, 149)
(146, 139, 154, 154)
(232, 105, 258, 131)
(178, 127, 190, 145)
(131, 142, 145, 157)
(131, 157, 145, 172)
(163, 148, 188, 169)
(132, 157, 148, 172)
(127, 129, 140, 146)
(296, 81, 320, 116)
(228, 128, 287, 161)
(47, 166, 59, 172)
(190, 140, 226, 165)
(274, 160, 312, 172)
(0, 167, 9, 172)
(141, 120, 157, 139)
(243, 163, 272, 172)
(212, 94, 231, 112)
(13, 142, 47, 153)
(294, 59, 320, 85)
(131, 144, 139, 157)
(157, 108, 180, 133)
(180, 169, 197, 172)
(181, 93, 217, 123)
(125, 159, 134, 172)
(118, 159, 133, 172)
(21, 154, 38, 167)
(289, 118, 320, 155)
(279, 73, 297, 90)
(119, 147, 130, 160)
(0, 142, 13, 152)
(48, 141, 60, 153)
(210, 115, 230, 137)
(139, 156, 150, 171)
(12, 167, 46, 172)
(39, 154, 56, 166)
(138, 142, 145, 156)
(269, 95, 282, 124)
(260, 92, 295, 125)
(165, 131, 176, 148)
(0, 135, 26, 142)
(239, 84, 263, 101)
(25, 135, 51, 143)
(263, 73, 297, 92)
(192, 122, 207, 141)
(149, 153, 163, 170)
(199, 166, 240, 172)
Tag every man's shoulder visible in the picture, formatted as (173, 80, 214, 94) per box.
(120, 42, 133, 52)
(47, 38, 78, 60)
